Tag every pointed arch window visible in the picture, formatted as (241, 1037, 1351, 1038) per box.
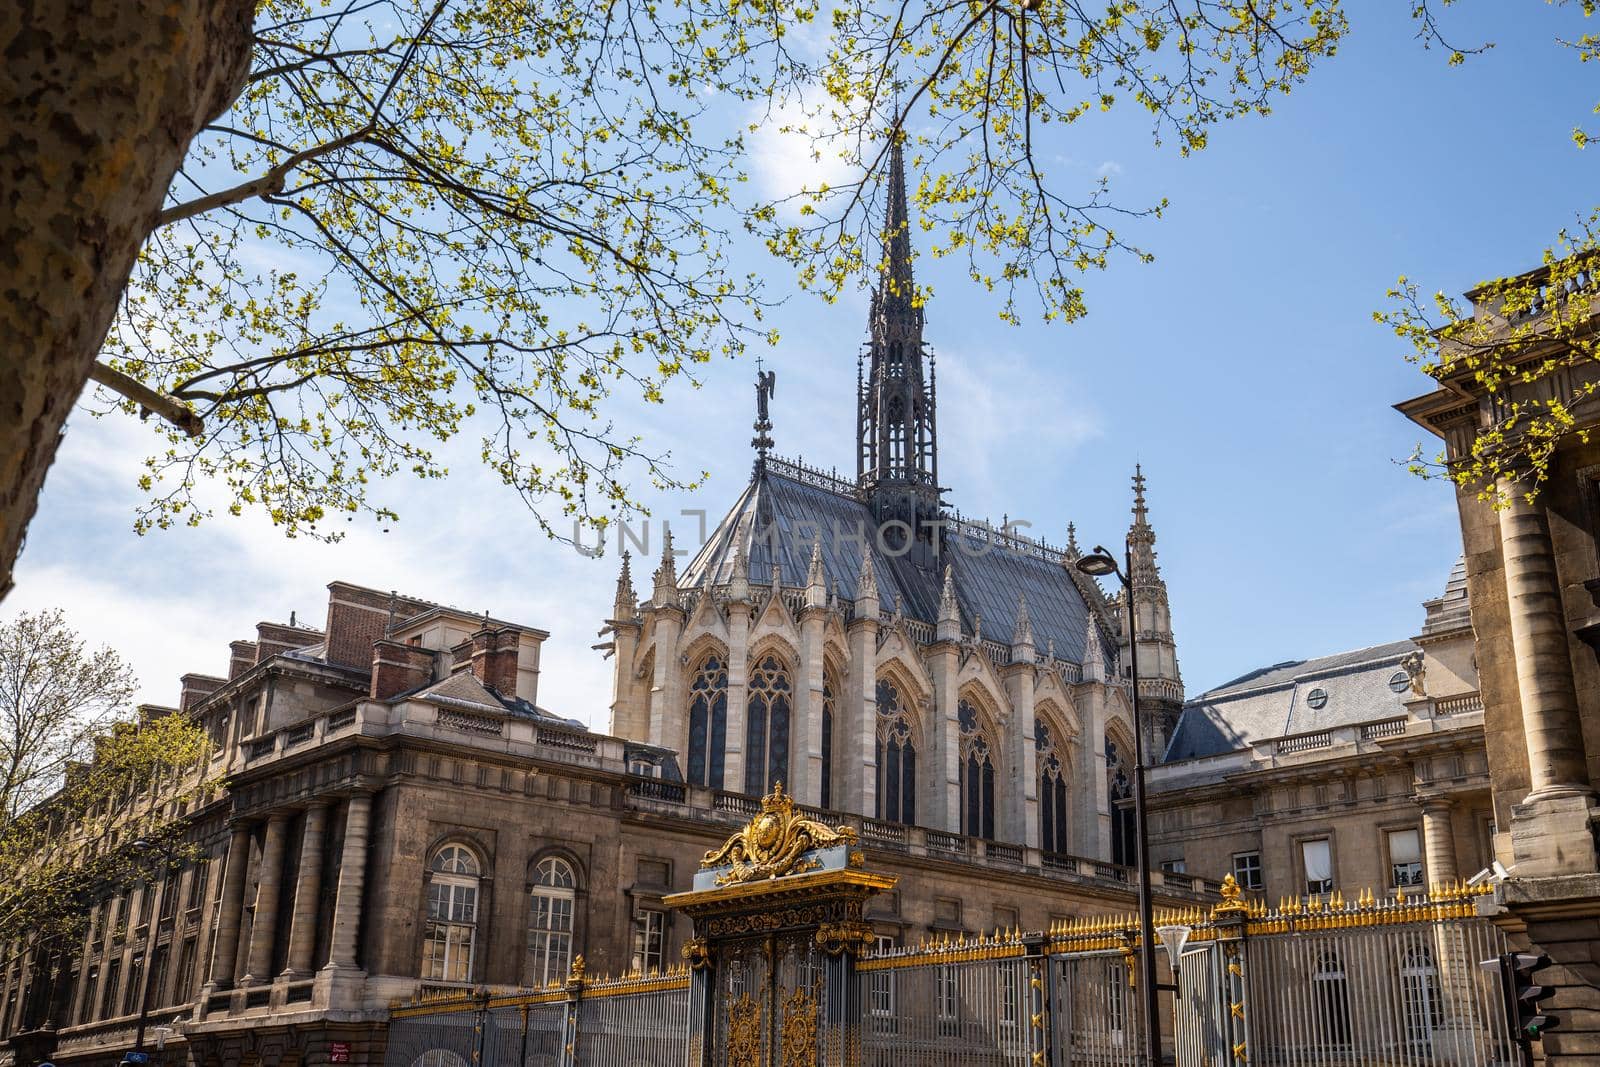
(745, 655, 792, 795)
(687, 654, 728, 789)
(875, 679, 916, 825)
(1036, 719, 1069, 855)
(957, 699, 996, 839)
(527, 857, 577, 986)
(1106, 737, 1136, 867)
(423, 845, 480, 984)
(820, 670, 837, 810)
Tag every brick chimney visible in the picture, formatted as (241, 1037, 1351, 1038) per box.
(178, 674, 226, 713)
(255, 622, 317, 663)
(228, 641, 258, 679)
(370, 640, 436, 699)
(469, 626, 522, 695)
(323, 582, 433, 669)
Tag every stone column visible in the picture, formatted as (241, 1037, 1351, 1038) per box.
(646, 607, 684, 756)
(1003, 663, 1039, 848)
(928, 642, 961, 833)
(796, 606, 828, 805)
(1417, 795, 1458, 885)
(242, 812, 290, 984)
(845, 614, 879, 818)
(1497, 488, 1590, 799)
(325, 793, 373, 970)
(724, 598, 751, 793)
(282, 803, 330, 977)
(206, 824, 254, 990)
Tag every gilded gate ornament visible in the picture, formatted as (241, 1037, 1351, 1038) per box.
(701, 782, 858, 886)
(779, 984, 820, 1067)
(727, 991, 764, 1067)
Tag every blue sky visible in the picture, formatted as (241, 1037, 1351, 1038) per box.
(8, 3, 1597, 723)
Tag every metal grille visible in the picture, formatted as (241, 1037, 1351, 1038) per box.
(856, 955, 1034, 1065)
(386, 1006, 480, 1067)
(576, 985, 689, 1066)
(1172, 943, 1228, 1067)
(1049, 951, 1141, 1067)
(1245, 918, 1516, 1067)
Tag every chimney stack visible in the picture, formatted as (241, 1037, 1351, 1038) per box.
(370, 640, 436, 699)
(469, 626, 522, 695)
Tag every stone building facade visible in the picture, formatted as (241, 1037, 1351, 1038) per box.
(0, 145, 1216, 1067)
(1399, 262, 1600, 1064)
(1147, 562, 1496, 905)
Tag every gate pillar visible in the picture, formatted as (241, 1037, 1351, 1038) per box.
(1211, 875, 1251, 1067)
(666, 784, 895, 1067)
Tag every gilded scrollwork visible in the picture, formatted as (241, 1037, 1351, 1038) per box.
(701, 782, 858, 886)
(727, 991, 764, 1067)
(779, 984, 819, 1067)
(815, 920, 875, 956)
(682, 936, 713, 970)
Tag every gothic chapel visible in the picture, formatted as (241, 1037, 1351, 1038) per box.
(606, 144, 1186, 867)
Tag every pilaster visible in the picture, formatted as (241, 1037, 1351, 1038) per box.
(796, 605, 828, 805)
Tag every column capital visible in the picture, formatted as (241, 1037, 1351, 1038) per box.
(1413, 792, 1454, 813)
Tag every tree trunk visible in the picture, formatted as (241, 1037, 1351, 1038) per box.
(0, 0, 255, 600)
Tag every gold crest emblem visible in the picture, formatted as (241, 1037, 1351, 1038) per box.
(700, 782, 858, 885)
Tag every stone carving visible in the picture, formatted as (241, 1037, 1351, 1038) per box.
(1402, 650, 1426, 697)
(700, 782, 857, 886)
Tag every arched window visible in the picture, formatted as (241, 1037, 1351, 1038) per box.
(1400, 942, 1443, 1048)
(957, 699, 996, 839)
(1036, 718, 1069, 855)
(745, 655, 792, 795)
(423, 845, 480, 984)
(527, 856, 577, 986)
(875, 679, 916, 825)
(1106, 736, 1135, 867)
(820, 671, 837, 810)
(687, 654, 728, 789)
(1313, 950, 1351, 1048)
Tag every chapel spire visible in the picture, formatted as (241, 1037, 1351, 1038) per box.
(857, 135, 940, 565)
(1118, 466, 1184, 758)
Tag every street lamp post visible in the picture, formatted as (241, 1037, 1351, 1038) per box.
(1075, 542, 1162, 1067)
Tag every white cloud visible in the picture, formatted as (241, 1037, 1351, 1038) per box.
(747, 91, 860, 206)
(1096, 161, 1124, 179)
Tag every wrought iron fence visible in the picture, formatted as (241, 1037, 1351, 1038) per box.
(385, 884, 1521, 1067)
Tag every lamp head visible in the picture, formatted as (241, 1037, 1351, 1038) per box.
(1074, 550, 1119, 578)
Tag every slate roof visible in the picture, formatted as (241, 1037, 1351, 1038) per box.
(1164, 639, 1418, 761)
(410, 670, 583, 728)
(680, 464, 1112, 670)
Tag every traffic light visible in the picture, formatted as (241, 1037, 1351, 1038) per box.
(1499, 951, 1561, 1043)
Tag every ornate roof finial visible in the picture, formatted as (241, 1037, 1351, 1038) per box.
(728, 537, 750, 601)
(752, 357, 776, 471)
(855, 549, 879, 608)
(805, 537, 826, 609)
(883, 133, 914, 305)
(770, 560, 782, 595)
(936, 564, 960, 641)
(1132, 463, 1148, 528)
(652, 527, 678, 602)
(1012, 593, 1033, 650)
(1065, 522, 1080, 560)
(613, 551, 637, 617)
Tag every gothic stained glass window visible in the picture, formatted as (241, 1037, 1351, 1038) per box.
(957, 699, 996, 840)
(1036, 718, 1070, 855)
(423, 845, 481, 984)
(820, 672, 836, 809)
(687, 654, 728, 789)
(1106, 737, 1136, 867)
(875, 679, 916, 825)
(744, 655, 792, 795)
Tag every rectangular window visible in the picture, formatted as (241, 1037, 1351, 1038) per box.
(1302, 838, 1333, 895)
(78, 966, 99, 1026)
(993, 906, 1019, 932)
(1388, 828, 1424, 888)
(122, 952, 144, 1016)
(869, 935, 896, 1018)
(100, 958, 121, 1020)
(936, 965, 958, 1023)
(159, 875, 177, 920)
(174, 939, 197, 1006)
(630, 908, 666, 973)
(1160, 859, 1187, 874)
(136, 882, 154, 925)
(934, 898, 961, 927)
(148, 945, 170, 1008)
(1232, 852, 1263, 891)
(187, 861, 210, 911)
(113, 896, 129, 942)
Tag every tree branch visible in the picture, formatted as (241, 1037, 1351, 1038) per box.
(89, 364, 204, 438)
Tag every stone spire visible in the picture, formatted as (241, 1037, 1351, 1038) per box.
(1011, 592, 1034, 653)
(854, 550, 880, 616)
(613, 550, 637, 618)
(1082, 618, 1105, 682)
(936, 565, 960, 642)
(858, 136, 940, 565)
(1065, 522, 1080, 560)
(1120, 465, 1183, 756)
(805, 538, 827, 609)
(652, 528, 678, 604)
